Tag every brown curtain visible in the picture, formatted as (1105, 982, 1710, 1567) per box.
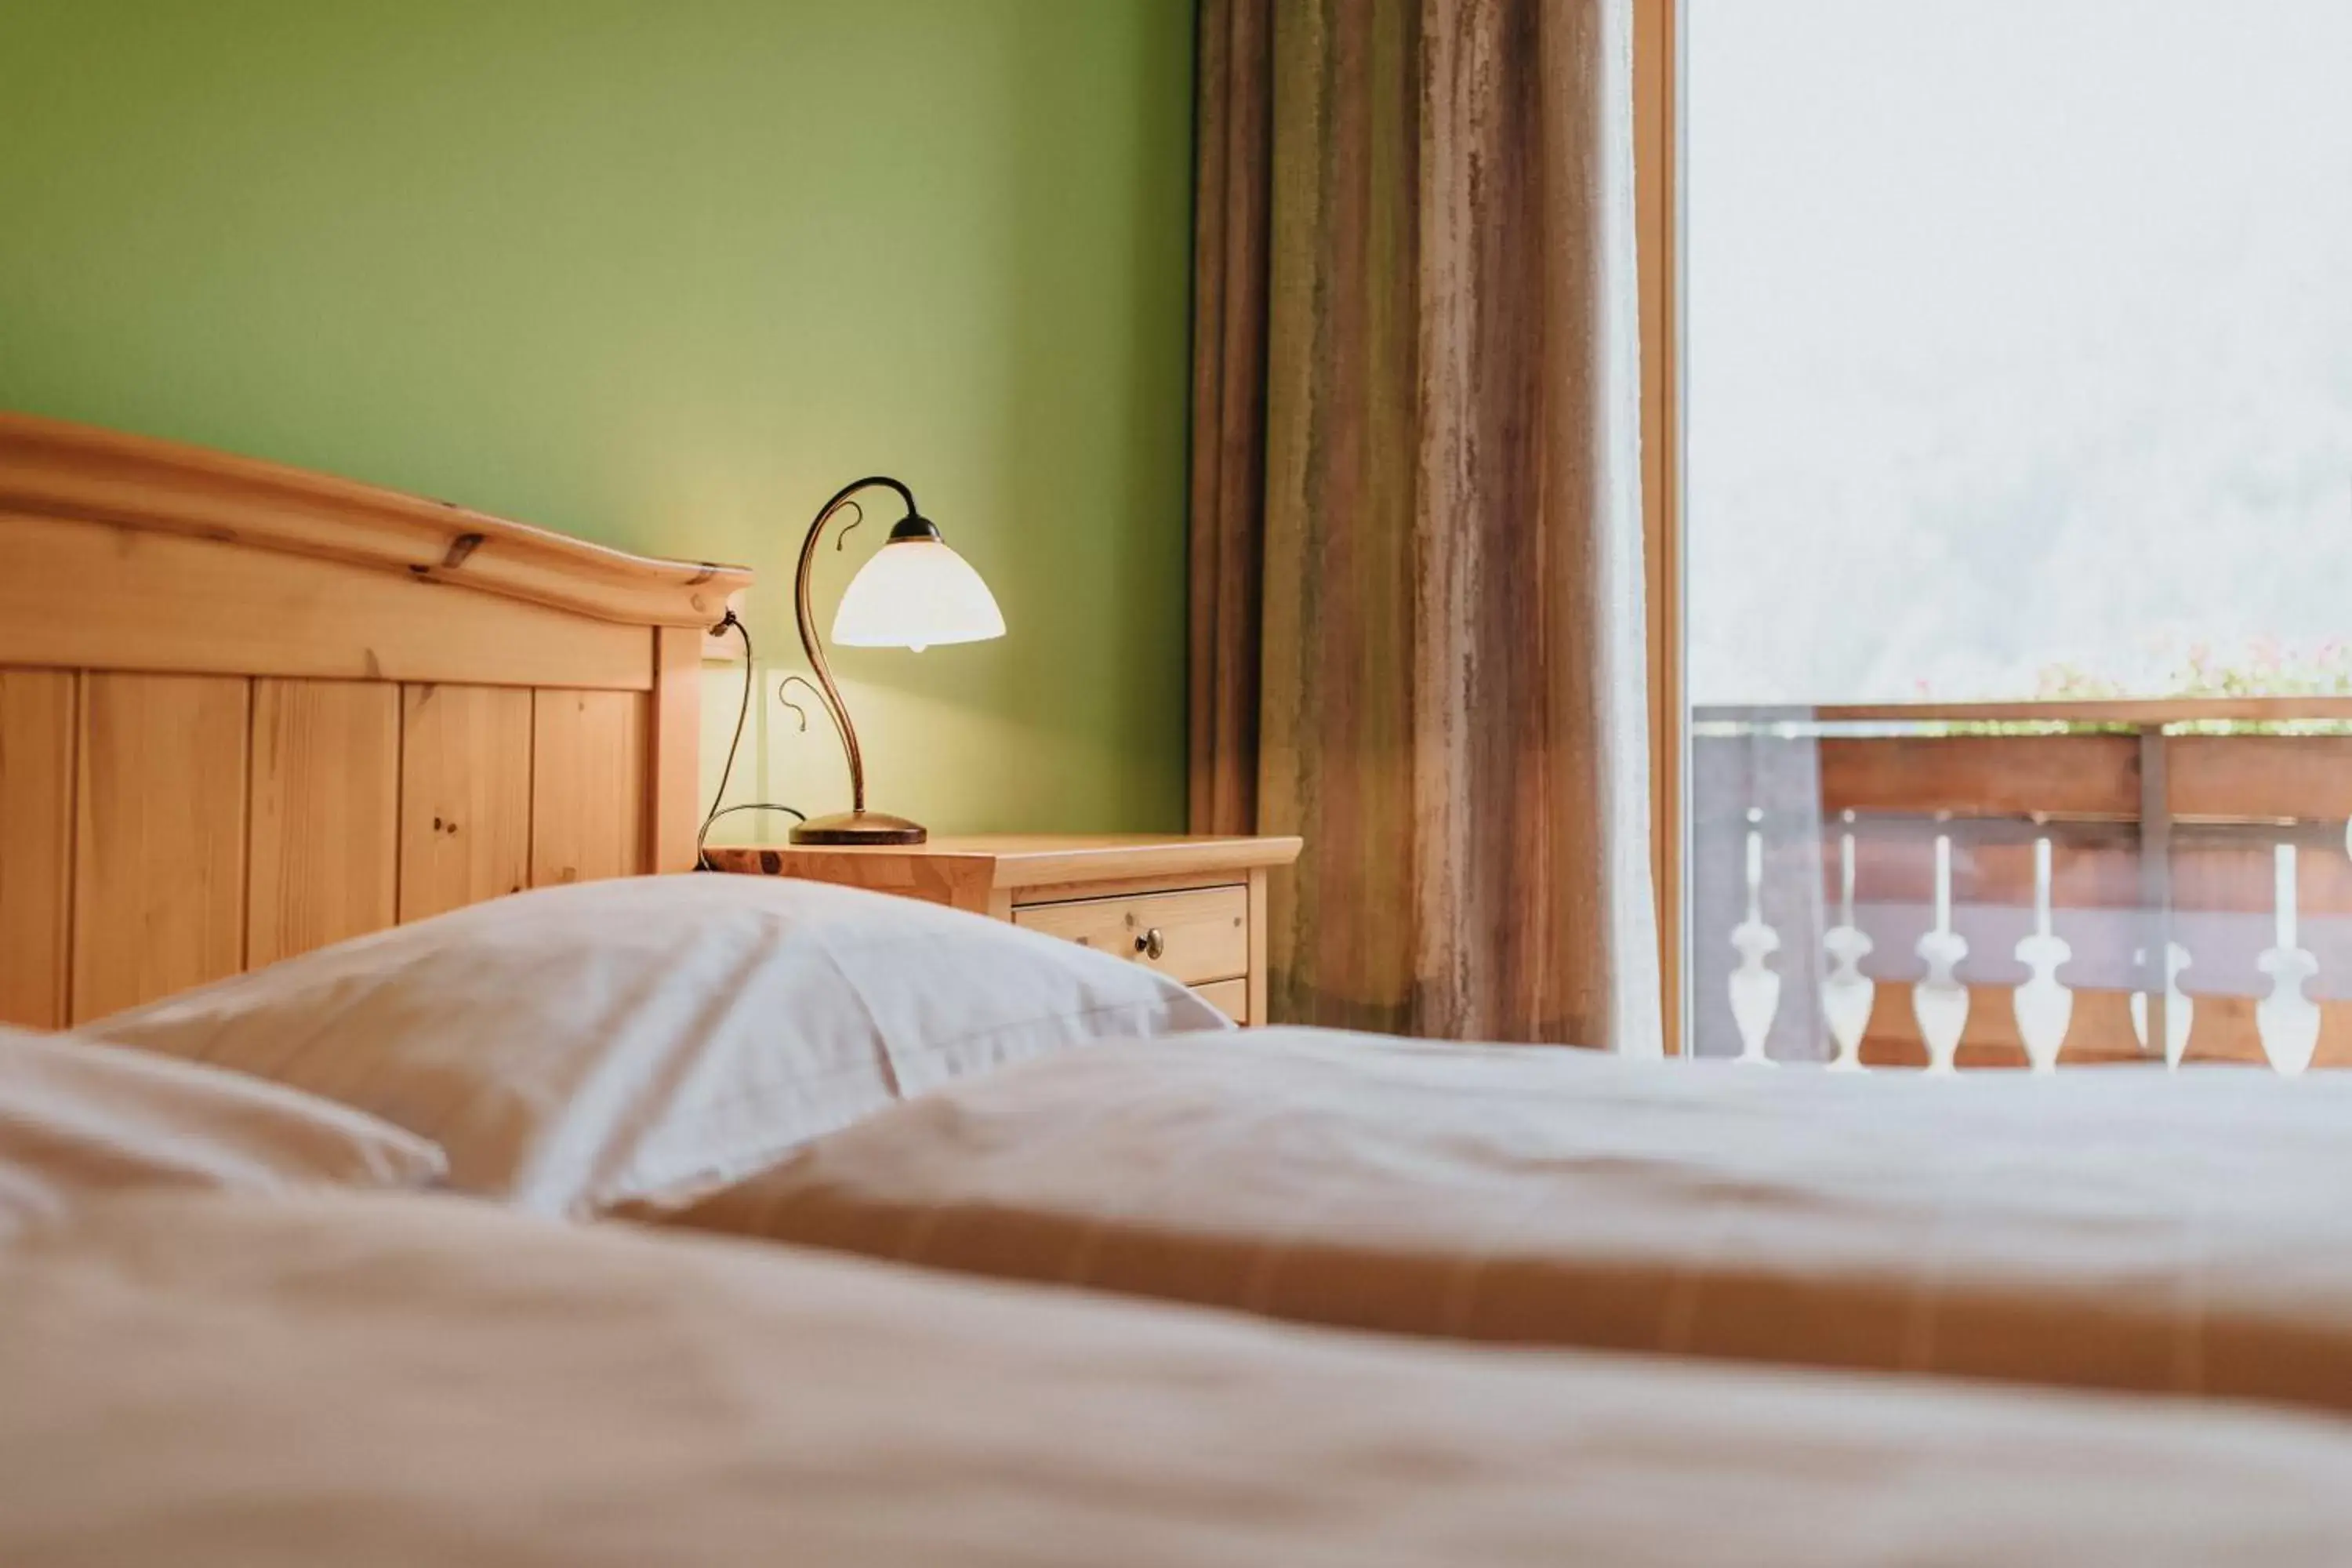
(1188, 0, 1660, 1053)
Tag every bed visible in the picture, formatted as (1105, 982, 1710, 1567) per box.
(0, 411, 746, 1027)
(43, 994, 2352, 1568)
(23, 417, 2352, 1550)
(13, 1185, 2352, 1567)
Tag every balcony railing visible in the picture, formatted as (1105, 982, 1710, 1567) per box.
(1690, 699, 2352, 1071)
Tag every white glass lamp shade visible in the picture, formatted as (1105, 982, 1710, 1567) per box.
(830, 535, 1006, 651)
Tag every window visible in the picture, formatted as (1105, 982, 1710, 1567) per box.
(1663, 1, 2352, 1068)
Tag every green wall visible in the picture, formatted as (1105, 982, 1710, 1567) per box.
(0, 0, 1196, 835)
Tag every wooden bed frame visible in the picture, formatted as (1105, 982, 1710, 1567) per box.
(0, 413, 752, 1029)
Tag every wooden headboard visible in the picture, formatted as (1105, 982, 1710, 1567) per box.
(0, 413, 753, 1028)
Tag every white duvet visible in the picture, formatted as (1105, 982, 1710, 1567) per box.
(9, 1188, 2352, 1566)
(658, 1028, 2352, 1413)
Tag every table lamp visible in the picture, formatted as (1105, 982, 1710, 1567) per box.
(789, 475, 1004, 844)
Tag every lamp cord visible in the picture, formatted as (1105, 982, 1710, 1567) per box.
(695, 612, 807, 869)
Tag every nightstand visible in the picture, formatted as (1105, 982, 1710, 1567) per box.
(703, 834, 1304, 1025)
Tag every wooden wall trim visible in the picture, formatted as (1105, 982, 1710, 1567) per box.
(0, 411, 750, 630)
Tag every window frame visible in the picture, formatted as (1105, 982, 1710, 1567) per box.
(1635, 0, 1686, 1054)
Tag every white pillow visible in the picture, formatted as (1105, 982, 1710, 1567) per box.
(79, 874, 1231, 1216)
(0, 1025, 445, 1240)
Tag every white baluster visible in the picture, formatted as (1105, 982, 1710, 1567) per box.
(1728, 809, 1782, 1066)
(2012, 836, 2074, 1073)
(1820, 815, 1874, 1071)
(2256, 842, 2320, 1076)
(1913, 833, 1969, 1073)
(2129, 943, 2195, 1067)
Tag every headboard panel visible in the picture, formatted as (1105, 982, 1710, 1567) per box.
(0, 414, 751, 1028)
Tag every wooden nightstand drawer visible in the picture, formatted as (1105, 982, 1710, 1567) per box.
(1013, 884, 1248, 985)
(1191, 977, 1248, 1024)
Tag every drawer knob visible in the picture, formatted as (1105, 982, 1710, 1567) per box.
(1135, 927, 1167, 960)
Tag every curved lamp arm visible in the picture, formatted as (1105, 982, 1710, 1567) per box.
(794, 475, 919, 818)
